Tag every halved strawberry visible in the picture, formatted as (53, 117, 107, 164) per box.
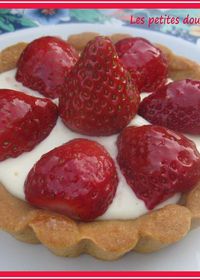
(59, 36, 140, 136)
(25, 139, 118, 221)
(117, 125, 200, 209)
(16, 36, 78, 99)
(0, 89, 58, 161)
(115, 37, 168, 93)
(139, 79, 200, 134)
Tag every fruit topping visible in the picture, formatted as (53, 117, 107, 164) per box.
(59, 36, 140, 136)
(139, 79, 200, 134)
(0, 89, 58, 161)
(117, 125, 200, 209)
(115, 37, 168, 92)
(16, 36, 78, 99)
(25, 138, 118, 221)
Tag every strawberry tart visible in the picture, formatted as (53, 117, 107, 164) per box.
(0, 32, 200, 260)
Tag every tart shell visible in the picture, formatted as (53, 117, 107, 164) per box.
(1, 33, 200, 260)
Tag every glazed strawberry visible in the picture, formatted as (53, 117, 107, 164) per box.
(59, 36, 140, 136)
(25, 139, 118, 221)
(115, 37, 168, 92)
(117, 125, 200, 209)
(139, 79, 200, 134)
(0, 89, 58, 161)
(16, 36, 78, 99)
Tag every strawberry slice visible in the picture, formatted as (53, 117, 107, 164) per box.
(59, 36, 140, 136)
(139, 79, 200, 134)
(25, 139, 118, 221)
(117, 125, 200, 209)
(16, 36, 78, 99)
(115, 37, 168, 93)
(0, 89, 58, 161)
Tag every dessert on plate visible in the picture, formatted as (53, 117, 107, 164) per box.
(1, 32, 200, 260)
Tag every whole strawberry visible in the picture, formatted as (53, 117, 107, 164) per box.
(115, 37, 168, 93)
(0, 89, 58, 161)
(139, 79, 200, 134)
(59, 36, 140, 136)
(25, 139, 118, 221)
(16, 36, 78, 99)
(117, 125, 200, 209)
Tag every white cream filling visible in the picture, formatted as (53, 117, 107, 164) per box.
(0, 69, 190, 220)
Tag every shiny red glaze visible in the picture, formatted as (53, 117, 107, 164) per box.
(16, 36, 78, 99)
(115, 37, 168, 93)
(117, 125, 200, 209)
(25, 139, 118, 221)
(139, 79, 200, 134)
(0, 89, 58, 161)
(59, 36, 140, 136)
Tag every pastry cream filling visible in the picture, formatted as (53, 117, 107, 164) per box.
(1, 69, 196, 220)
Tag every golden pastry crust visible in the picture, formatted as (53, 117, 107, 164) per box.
(156, 43, 200, 81)
(1, 33, 200, 81)
(0, 33, 200, 260)
(0, 42, 27, 73)
(0, 183, 197, 260)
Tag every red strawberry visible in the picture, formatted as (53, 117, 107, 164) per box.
(25, 139, 118, 221)
(139, 79, 200, 134)
(115, 37, 168, 93)
(16, 36, 78, 99)
(0, 89, 58, 161)
(117, 125, 200, 209)
(59, 36, 140, 136)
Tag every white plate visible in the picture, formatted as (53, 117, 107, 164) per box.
(1, 23, 200, 271)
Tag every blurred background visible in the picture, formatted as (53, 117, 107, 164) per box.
(0, 9, 200, 46)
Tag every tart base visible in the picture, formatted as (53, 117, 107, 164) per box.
(0, 183, 198, 260)
(1, 33, 200, 82)
(1, 33, 200, 260)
